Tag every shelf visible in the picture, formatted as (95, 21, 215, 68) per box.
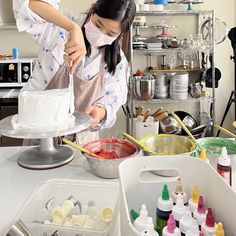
(149, 67, 200, 73)
(132, 96, 212, 104)
(135, 10, 213, 16)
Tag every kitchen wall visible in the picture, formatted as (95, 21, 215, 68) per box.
(0, 0, 235, 138)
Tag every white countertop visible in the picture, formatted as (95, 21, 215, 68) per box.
(0, 146, 119, 234)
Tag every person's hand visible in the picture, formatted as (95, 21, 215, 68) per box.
(64, 23, 86, 74)
(84, 106, 107, 127)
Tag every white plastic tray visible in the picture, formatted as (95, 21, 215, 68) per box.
(119, 156, 236, 235)
(15, 178, 119, 236)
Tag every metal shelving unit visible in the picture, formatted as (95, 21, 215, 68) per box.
(127, 9, 215, 135)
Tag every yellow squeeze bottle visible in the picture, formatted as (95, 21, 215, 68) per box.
(188, 186, 200, 212)
(200, 149, 210, 164)
(215, 222, 225, 236)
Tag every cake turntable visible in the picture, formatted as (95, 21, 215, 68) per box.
(0, 112, 92, 170)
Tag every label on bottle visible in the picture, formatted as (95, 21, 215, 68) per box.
(217, 169, 230, 185)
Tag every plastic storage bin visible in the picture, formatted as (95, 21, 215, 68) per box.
(14, 178, 119, 236)
(119, 156, 236, 235)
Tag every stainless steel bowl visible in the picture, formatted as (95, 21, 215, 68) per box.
(139, 134, 196, 156)
(160, 116, 181, 134)
(134, 77, 155, 100)
(83, 139, 140, 179)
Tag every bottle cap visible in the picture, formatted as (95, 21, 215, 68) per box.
(162, 184, 170, 200)
(146, 217, 156, 231)
(215, 222, 224, 236)
(197, 196, 206, 214)
(167, 214, 176, 233)
(140, 204, 148, 220)
(158, 185, 173, 211)
(199, 232, 204, 236)
(172, 194, 186, 221)
(200, 149, 209, 163)
(205, 208, 215, 227)
(191, 186, 200, 204)
(172, 178, 188, 204)
(131, 209, 140, 221)
(218, 147, 231, 166)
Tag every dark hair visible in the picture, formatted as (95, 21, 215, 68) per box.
(81, 0, 136, 75)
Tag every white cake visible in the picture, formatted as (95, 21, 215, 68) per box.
(11, 88, 75, 129)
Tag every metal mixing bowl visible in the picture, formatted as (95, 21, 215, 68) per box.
(134, 77, 155, 100)
(83, 139, 140, 179)
(139, 134, 196, 156)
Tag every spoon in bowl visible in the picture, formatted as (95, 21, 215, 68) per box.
(62, 138, 101, 159)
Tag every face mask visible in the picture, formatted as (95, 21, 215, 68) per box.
(84, 19, 118, 47)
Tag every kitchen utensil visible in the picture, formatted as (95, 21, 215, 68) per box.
(62, 138, 101, 159)
(122, 132, 157, 155)
(214, 124, 236, 139)
(134, 76, 155, 100)
(206, 52, 221, 88)
(160, 115, 181, 134)
(175, 111, 198, 131)
(82, 138, 140, 178)
(6, 219, 32, 236)
(139, 133, 196, 156)
(171, 111, 202, 150)
(200, 18, 228, 45)
(203, 120, 214, 137)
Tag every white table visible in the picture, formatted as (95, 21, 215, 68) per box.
(0, 146, 119, 235)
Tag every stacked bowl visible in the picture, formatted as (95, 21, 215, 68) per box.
(169, 72, 189, 100)
(153, 73, 169, 99)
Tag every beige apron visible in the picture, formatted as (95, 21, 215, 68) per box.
(23, 58, 105, 146)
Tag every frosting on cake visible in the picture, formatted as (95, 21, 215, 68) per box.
(11, 88, 75, 129)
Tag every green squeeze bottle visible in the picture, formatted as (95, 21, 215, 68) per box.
(156, 185, 173, 236)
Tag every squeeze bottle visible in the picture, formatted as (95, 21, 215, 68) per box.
(193, 196, 207, 227)
(156, 185, 173, 236)
(172, 194, 187, 227)
(141, 217, 159, 236)
(217, 147, 232, 186)
(214, 222, 224, 236)
(162, 214, 181, 236)
(172, 178, 187, 205)
(133, 204, 149, 232)
(188, 186, 200, 213)
(201, 208, 217, 236)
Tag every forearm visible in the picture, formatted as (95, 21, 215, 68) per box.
(29, 0, 77, 32)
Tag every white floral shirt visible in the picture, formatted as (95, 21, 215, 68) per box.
(13, 0, 129, 129)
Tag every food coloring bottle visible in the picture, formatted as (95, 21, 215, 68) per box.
(193, 196, 207, 227)
(131, 209, 140, 221)
(162, 214, 181, 236)
(179, 208, 193, 235)
(188, 186, 200, 213)
(200, 149, 209, 164)
(201, 208, 217, 236)
(214, 222, 224, 236)
(133, 204, 149, 232)
(172, 194, 187, 227)
(172, 178, 188, 205)
(156, 184, 173, 236)
(199, 232, 204, 236)
(217, 147, 232, 186)
(141, 217, 159, 236)
(185, 219, 199, 236)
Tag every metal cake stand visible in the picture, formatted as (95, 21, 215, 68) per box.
(0, 112, 92, 170)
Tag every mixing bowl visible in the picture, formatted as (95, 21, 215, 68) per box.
(134, 76, 155, 100)
(83, 139, 140, 179)
(197, 137, 236, 168)
(139, 133, 196, 156)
